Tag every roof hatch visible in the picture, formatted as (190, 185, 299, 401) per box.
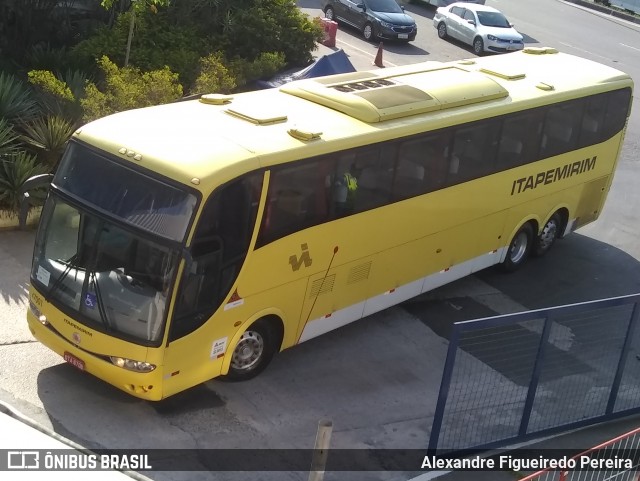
(280, 66, 508, 123)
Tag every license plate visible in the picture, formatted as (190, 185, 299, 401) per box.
(398, 33, 409, 39)
(64, 352, 85, 371)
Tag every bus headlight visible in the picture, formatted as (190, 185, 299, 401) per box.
(29, 300, 49, 325)
(110, 356, 156, 373)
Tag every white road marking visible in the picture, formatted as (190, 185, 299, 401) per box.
(621, 43, 640, 52)
(337, 39, 399, 67)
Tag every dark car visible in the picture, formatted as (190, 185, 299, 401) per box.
(322, 0, 417, 42)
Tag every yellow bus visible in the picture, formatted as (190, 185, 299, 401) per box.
(27, 47, 632, 400)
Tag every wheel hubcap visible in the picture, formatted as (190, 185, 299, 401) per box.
(231, 331, 264, 371)
(509, 231, 529, 264)
(439, 25, 445, 37)
(364, 25, 372, 39)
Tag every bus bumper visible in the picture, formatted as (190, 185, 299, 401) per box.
(27, 312, 164, 401)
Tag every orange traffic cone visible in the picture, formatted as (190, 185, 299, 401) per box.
(373, 42, 384, 68)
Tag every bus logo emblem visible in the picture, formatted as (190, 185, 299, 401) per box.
(72, 332, 81, 344)
(289, 244, 313, 271)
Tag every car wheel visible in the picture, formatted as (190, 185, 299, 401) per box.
(324, 6, 335, 21)
(473, 36, 484, 56)
(219, 319, 279, 382)
(437, 22, 448, 39)
(533, 213, 562, 257)
(363, 22, 376, 41)
(500, 223, 533, 272)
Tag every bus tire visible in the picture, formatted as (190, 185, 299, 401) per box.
(533, 213, 561, 257)
(501, 223, 533, 272)
(220, 319, 278, 382)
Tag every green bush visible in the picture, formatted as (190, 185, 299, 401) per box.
(230, 52, 287, 88)
(194, 53, 237, 95)
(27, 69, 86, 122)
(81, 56, 183, 122)
(73, 10, 205, 87)
(227, 0, 324, 67)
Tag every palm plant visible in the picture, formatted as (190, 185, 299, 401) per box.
(21, 116, 76, 169)
(0, 72, 38, 125)
(0, 151, 48, 215)
(0, 119, 19, 157)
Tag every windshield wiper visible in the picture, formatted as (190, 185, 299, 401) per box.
(46, 253, 81, 301)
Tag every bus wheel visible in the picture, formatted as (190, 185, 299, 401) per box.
(221, 320, 277, 382)
(533, 213, 561, 257)
(501, 223, 533, 272)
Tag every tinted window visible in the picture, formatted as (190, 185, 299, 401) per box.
(259, 160, 332, 245)
(497, 110, 544, 169)
(602, 88, 632, 140)
(449, 120, 500, 183)
(394, 133, 451, 199)
(540, 100, 584, 158)
(172, 173, 262, 339)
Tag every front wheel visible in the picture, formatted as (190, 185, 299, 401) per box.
(437, 22, 447, 39)
(533, 213, 561, 257)
(363, 22, 376, 41)
(324, 6, 335, 21)
(220, 320, 277, 382)
(501, 223, 533, 272)
(473, 37, 484, 56)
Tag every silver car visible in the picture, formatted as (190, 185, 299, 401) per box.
(433, 2, 524, 55)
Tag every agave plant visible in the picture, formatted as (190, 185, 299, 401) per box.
(0, 118, 19, 157)
(0, 151, 48, 215)
(0, 72, 39, 125)
(21, 116, 76, 169)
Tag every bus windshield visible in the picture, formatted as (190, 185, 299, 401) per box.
(32, 196, 181, 344)
(30, 142, 198, 344)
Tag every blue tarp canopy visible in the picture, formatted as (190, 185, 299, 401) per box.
(254, 49, 356, 89)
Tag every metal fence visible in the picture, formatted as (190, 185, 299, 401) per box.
(520, 426, 640, 481)
(429, 294, 640, 452)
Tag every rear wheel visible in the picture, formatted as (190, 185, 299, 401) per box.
(473, 36, 484, 55)
(501, 223, 533, 272)
(220, 319, 278, 382)
(324, 6, 335, 21)
(533, 213, 562, 257)
(437, 22, 448, 39)
(363, 22, 376, 41)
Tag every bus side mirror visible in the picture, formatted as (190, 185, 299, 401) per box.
(19, 173, 54, 230)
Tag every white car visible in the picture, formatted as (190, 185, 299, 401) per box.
(433, 2, 524, 55)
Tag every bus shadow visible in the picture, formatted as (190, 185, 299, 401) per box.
(404, 232, 640, 337)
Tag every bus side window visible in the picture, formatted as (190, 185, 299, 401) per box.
(540, 100, 583, 158)
(337, 146, 394, 213)
(578, 94, 607, 148)
(172, 173, 263, 339)
(261, 160, 329, 243)
(450, 121, 500, 183)
(602, 88, 632, 141)
(498, 110, 543, 170)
